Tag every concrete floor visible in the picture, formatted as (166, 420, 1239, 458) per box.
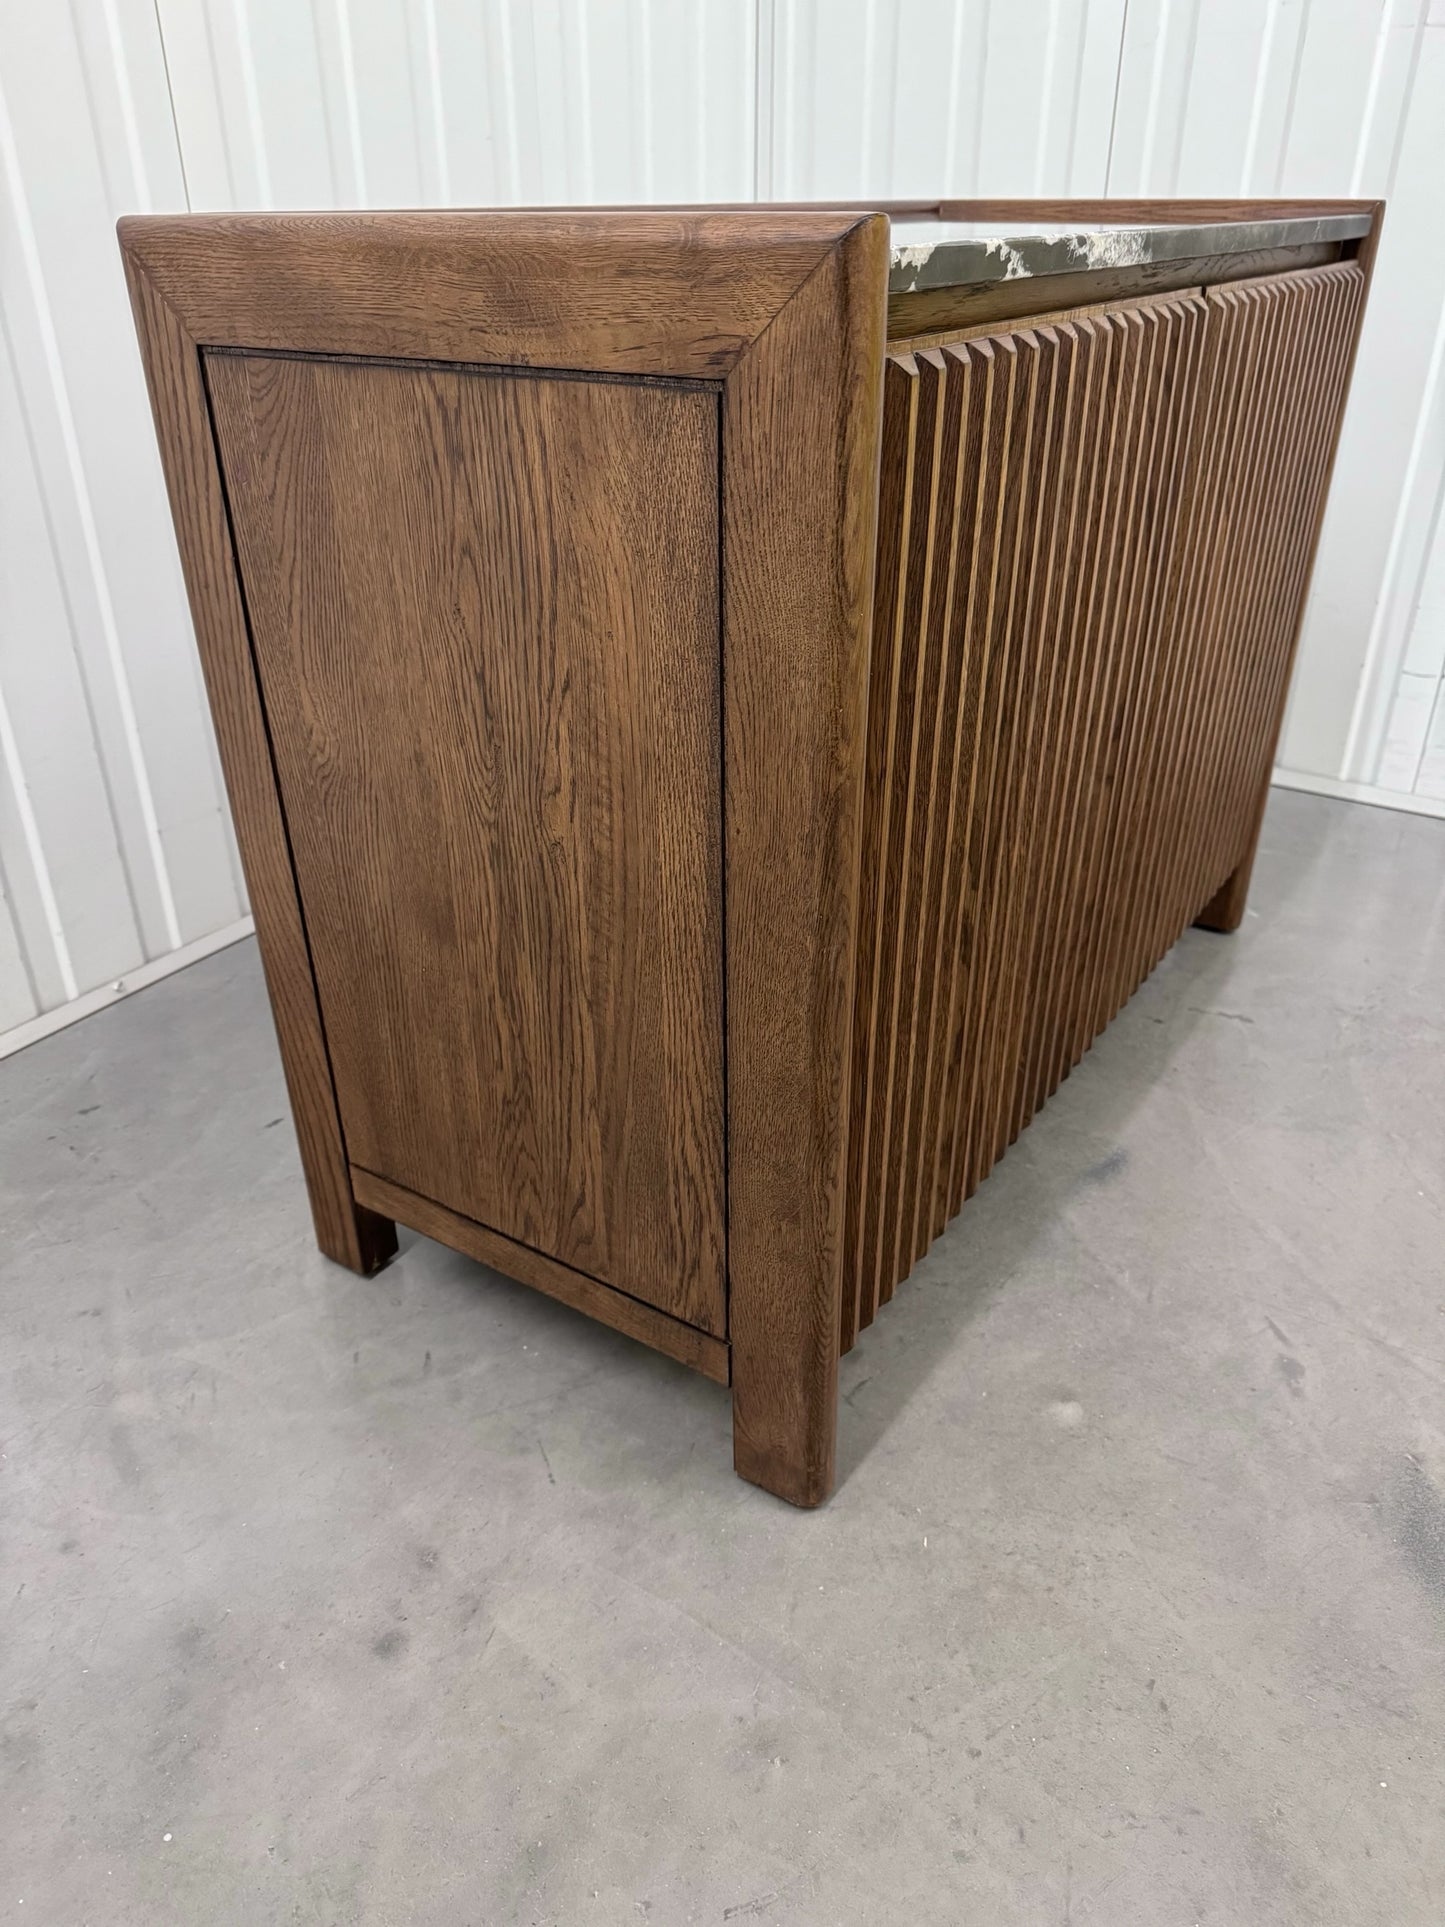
(3, 787, 1443, 1925)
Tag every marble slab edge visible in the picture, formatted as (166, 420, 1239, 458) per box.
(888, 213, 1373, 294)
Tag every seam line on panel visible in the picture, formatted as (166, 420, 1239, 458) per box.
(571, 0, 595, 201)
(1382, 4, 1427, 199)
(494, 0, 522, 202)
(1032, 0, 1062, 195)
(694, 0, 707, 199)
(1137, 0, 1173, 189)
(715, 386, 732, 1336)
(0, 839, 44, 1015)
(1272, 0, 1311, 194)
(1349, 0, 1396, 196)
(1341, 298, 1445, 782)
(942, 0, 966, 191)
(860, 0, 879, 190)
(150, 0, 192, 205)
(971, 0, 992, 194)
(0, 676, 78, 1002)
(98, 0, 152, 208)
(399, 0, 429, 201)
(636, 0, 653, 201)
(231, 0, 273, 204)
(0, 305, 150, 964)
(752, 0, 775, 200)
(203, 343, 724, 392)
(198, 0, 240, 202)
(334, 0, 367, 201)
(0, 71, 182, 952)
(1239, 0, 1279, 193)
(1165, 0, 1203, 195)
(197, 352, 362, 1180)
(354, 1166, 726, 1343)
(1104, 0, 1129, 193)
(420, 0, 450, 201)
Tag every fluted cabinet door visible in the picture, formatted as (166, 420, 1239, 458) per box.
(845, 261, 1366, 1348)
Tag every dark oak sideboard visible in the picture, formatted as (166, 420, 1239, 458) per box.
(120, 199, 1379, 1506)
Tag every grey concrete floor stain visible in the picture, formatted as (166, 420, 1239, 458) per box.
(1388, 1454, 1445, 1608)
(2, 790, 1444, 1925)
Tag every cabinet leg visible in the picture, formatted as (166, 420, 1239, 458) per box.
(1195, 782, 1271, 935)
(315, 1201, 398, 1277)
(731, 1350, 839, 1509)
(1193, 856, 1254, 934)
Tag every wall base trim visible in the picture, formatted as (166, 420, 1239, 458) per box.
(1272, 766, 1445, 822)
(0, 916, 255, 1061)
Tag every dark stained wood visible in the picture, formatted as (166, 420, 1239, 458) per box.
(845, 258, 1369, 1343)
(206, 350, 727, 1334)
(1192, 273, 1363, 925)
(724, 213, 888, 1506)
(857, 346, 947, 1321)
(841, 355, 919, 1353)
(119, 251, 395, 1277)
(934, 196, 1381, 227)
(122, 200, 1377, 1505)
(118, 208, 875, 379)
(352, 1168, 730, 1385)
(887, 240, 1343, 338)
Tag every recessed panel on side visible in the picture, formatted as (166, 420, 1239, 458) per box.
(206, 352, 726, 1335)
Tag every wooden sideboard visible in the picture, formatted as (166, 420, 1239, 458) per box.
(120, 199, 1379, 1505)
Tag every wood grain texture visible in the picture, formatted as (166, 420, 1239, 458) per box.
(119, 253, 395, 1276)
(206, 351, 727, 1334)
(887, 241, 1342, 339)
(934, 197, 1381, 227)
(121, 203, 1375, 1507)
(118, 209, 876, 379)
(352, 1168, 729, 1384)
(845, 261, 1366, 1347)
(725, 213, 888, 1505)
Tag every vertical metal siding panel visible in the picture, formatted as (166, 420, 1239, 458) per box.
(0, 325, 143, 998)
(149, 0, 244, 208)
(976, 0, 1071, 195)
(1412, 680, 1445, 799)
(0, 858, 39, 1034)
(1277, 7, 1437, 790)
(1403, 476, 1445, 684)
(425, 1, 512, 203)
(1174, 0, 1279, 194)
(1277, 2, 1383, 192)
(1286, 26, 1445, 784)
(10, 12, 243, 951)
(1069, 0, 1131, 192)
(0, 3, 252, 1052)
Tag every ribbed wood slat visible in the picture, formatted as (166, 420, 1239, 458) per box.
(843, 261, 1364, 1349)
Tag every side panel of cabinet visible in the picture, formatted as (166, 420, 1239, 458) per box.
(205, 350, 727, 1335)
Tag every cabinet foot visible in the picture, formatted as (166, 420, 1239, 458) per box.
(731, 1367, 838, 1509)
(317, 1203, 397, 1277)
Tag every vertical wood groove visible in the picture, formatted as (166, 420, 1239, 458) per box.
(845, 260, 1365, 1350)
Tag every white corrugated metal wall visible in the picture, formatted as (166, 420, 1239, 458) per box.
(3, 0, 1443, 1056)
